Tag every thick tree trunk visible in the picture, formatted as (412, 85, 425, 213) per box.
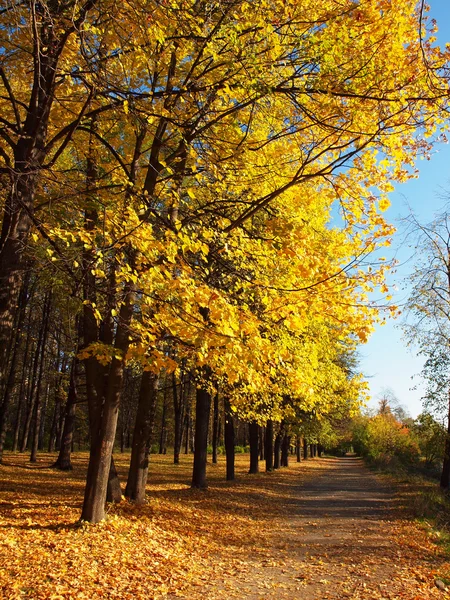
(212, 390, 219, 464)
(81, 285, 134, 523)
(224, 397, 235, 481)
(265, 419, 274, 472)
(191, 375, 212, 489)
(281, 433, 290, 467)
(248, 420, 259, 474)
(125, 371, 159, 503)
(106, 456, 122, 503)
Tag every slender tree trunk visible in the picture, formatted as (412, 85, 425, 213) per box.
(191, 373, 212, 489)
(184, 406, 190, 454)
(248, 420, 259, 474)
(21, 296, 49, 453)
(0, 279, 29, 461)
(440, 392, 450, 488)
(303, 438, 308, 460)
(212, 390, 219, 464)
(224, 396, 235, 481)
(125, 371, 159, 503)
(53, 353, 81, 470)
(159, 384, 168, 455)
(173, 370, 185, 465)
(296, 435, 301, 462)
(274, 428, 282, 469)
(259, 426, 265, 461)
(265, 419, 274, 472)
(30, 294, 52, 462)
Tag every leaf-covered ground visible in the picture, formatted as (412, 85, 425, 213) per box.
(0, 453, 449, 599)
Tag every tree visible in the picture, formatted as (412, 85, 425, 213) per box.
(403, 212, 450, 487)
(1, 0, 449, 523)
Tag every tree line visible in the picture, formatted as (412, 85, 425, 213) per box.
(0, 0, 448, 522)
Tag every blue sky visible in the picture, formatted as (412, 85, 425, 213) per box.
(360, 0, 450, 417)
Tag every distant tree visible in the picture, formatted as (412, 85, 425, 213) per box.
(403, 212, 450, 487)
(413, 413, 446, 468)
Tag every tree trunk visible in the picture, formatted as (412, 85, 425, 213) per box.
(248, 420, 259, 474)
(441, 393, 450, 488)
(0, 279, 28, 462)
(303, 438, 308, 460)
(125, 371, 159, 503)
(21, 294, 49, 453)
(53, 353, 81, 471)
(274, 428, 282, 469)
(265, 419, 274, 472)
(159, 384, 168, 455)
(224, 397, 235, 481)
(191, 374, 212, 489)
(281, 433, 290, 467)
(106, 456, 122, 503)
(173, 370, 186, 465)
(259, 426, 265, 461)
(81, 284, 134, 523)
(212, 390, 219, 464)
(38, 384, 50, 451)
(30, 294, 52, 462)
(296, 435, 301, 462)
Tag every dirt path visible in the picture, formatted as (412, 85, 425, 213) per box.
(191, 457, 448, 600)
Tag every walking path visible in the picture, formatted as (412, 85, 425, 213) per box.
(190, 457, 449, 599)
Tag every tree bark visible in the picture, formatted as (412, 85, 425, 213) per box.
(173, 371, 184, 465)
(159, 383, 168, 455)
(441, 392, 450, 488)
(191, 372, 212, 489)
(274, 427, 282, 469)
(30, 294, 52, 462)
(21, 296, 48, 452)
(224, 396, 235, 481)
(248, 420, 259, 474)
(259, 426, 265, 461)
(265, 419, 274, 472)
(81, 284, 134, 523)
(212, 390, 219, 464)
(281, 433, 290, 467)
(296, 435, 301, 462)
(303, 438, 308, 460)
(0, 279, 29, 462)
(53, 351, 81, 470)
(125, 371, 159, 503)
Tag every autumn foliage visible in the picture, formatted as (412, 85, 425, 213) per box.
(0, 0, 449, 524)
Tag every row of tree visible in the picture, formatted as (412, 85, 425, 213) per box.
(0, 0, 449, 522)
